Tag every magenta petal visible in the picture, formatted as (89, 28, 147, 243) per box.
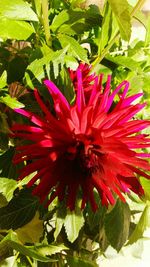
(12, 67, 150, 211)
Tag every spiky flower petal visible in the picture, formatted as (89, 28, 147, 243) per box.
(12, 66, 150, 211)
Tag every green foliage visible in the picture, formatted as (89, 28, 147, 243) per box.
(128, 204, 150, 245)
(66, 256, 98, 267)
(0, 178, 17, 202)
(0, 95, 24, 109)
(64, 208, 85, 243)
(108, 0, 131, 41)
(0, 19, 35, 40)
(0, 0, 38, 21)
(0, 71, 7, 88)
(0, 147, 22, 179)
(0, 189, 39, 229)
(0, 0, 150, 265)
(104, 200, 131, 251)
(0, 231, 56, 262)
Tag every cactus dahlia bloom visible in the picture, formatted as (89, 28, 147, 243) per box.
(69, 63, 96, 93)
(12, 67, 150, 211)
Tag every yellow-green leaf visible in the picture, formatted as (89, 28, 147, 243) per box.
(16, 212, 43, 243)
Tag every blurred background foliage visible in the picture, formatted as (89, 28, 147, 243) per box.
(0, 0, 150, 266)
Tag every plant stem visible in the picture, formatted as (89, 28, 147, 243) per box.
(42, 0, 51, 46)
(92, 0, 146, 66)
(26, 256, 35, 267)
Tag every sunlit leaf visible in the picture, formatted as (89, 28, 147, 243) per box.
(99, 2, 112, 54)
(128, 204, 150, 244)
(0, 71, 7, 89)
(0, 0, 38, 21)
(0, 19, 35, 40)
(36, 243, 68, 256)
(0, 178, 17, 202)
(0, 95, 24, 109)
(140, 177, 150, 201)
(64, 208, 85, 243)
(108, 0, 131, 41)
(59, 35, 88, 63)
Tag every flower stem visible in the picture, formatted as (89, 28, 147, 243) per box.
(92, 0, 146, 66)
(41, 0, 51, 46)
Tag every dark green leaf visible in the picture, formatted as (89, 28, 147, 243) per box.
(108, 0, 131, 41)
(0, 0, 38, 21)
(104, 200, 130, 251)
(66, 256, 98, 267)
(0, 189, 39, 230)
(0, 147, 23, 180)
(57, 67, 75, 104)
(106, 55, 141, 72)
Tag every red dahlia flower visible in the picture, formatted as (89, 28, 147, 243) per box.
(69, 63, 96, 92)
(12, 68, 150, 211)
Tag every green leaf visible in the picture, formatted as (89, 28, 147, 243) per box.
(0, 231, 55, 262)
(140, 177, 150, 201)
(0, 95, 24, 109)
(0, 0, 38, 21)
(36, 243, 68, 256)
(108, 0, 131, 41)
(128, 205, 150, 244)
(0, 71, 7, 89)
(145, 16, 150, 46)
(64, 207, 85, 243)
(99, 2, 112, 54)
(0, 230, 19, 256)
(0, 147, 23, 180)
(25, 48, 69, 87)
(51, 10, 69, 32)
(57, 67, 75, 104)
(0, 189, 39, 230)
(11, 243, 56, 262)
(0, 256, 18, 267)
(66, 256, 98, 267)
(64, 55, 78, 70)
(104, 200, 131, 251)
(0, 19, 35, 40)
(106, 54, 141, 72)
(54, 206, 67, 240)
(0, 178, 17, 202)
(59, 35, 89, 63)
(15, 212, 43, 243)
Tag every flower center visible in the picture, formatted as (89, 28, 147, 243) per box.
(66, 141, 100, 176)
